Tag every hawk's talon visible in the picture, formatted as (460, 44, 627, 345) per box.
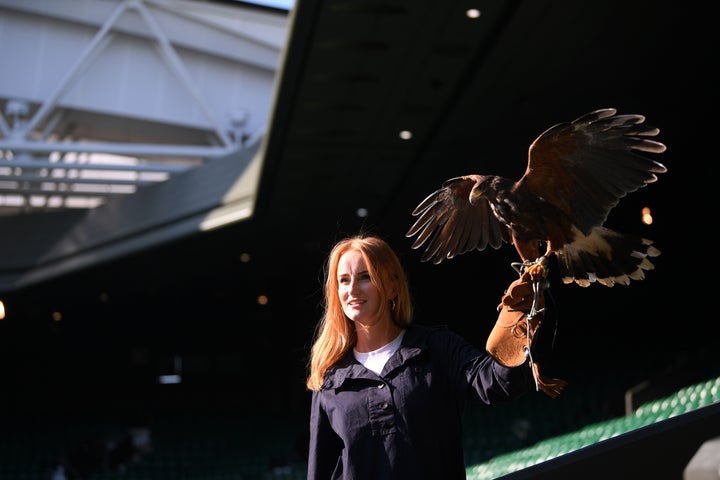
(526, 257, 549, 280)
(512, 256, 549, 280)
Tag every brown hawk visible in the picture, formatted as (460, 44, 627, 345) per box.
(406, 108, 667, 287)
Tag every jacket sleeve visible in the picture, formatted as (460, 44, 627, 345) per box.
(307, 390, 342, 480)
(467, 353, 536, 403)
(430, 326, 535, 404)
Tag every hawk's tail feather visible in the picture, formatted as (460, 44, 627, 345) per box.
(555, 226, 659, 287)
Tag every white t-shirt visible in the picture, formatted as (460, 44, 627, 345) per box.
(353, 330, 406, 375)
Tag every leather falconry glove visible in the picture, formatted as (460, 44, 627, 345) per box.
(486, 257, 567, 398)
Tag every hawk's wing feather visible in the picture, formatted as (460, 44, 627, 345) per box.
(407, 176, 509, 264)
(518, 108, 667, 235)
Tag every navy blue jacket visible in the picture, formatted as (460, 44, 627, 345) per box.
(307, 323, 535, 479)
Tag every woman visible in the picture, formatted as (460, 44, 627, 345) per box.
(306, 234, 563, 479)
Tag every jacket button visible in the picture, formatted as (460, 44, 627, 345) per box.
(380, 402, 389, 409)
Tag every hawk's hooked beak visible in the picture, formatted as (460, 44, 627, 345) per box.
(469, 188, 483, 205)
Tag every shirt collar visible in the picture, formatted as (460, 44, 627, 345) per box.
(321, 324, 434, 389)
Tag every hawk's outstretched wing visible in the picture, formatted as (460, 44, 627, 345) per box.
(519, 108, 667, 235)
(406, 176, 510, 264)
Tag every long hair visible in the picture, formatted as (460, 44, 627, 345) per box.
(306, 234, 413, 391)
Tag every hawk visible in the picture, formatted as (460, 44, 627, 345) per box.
(406, 108, 667, 287)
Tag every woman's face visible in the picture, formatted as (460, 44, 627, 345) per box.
(337, 249, 385, 327)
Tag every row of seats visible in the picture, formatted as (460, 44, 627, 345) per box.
(465, 375, 720, 480)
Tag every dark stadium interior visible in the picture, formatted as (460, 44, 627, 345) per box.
(0, 0, 716, 477)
